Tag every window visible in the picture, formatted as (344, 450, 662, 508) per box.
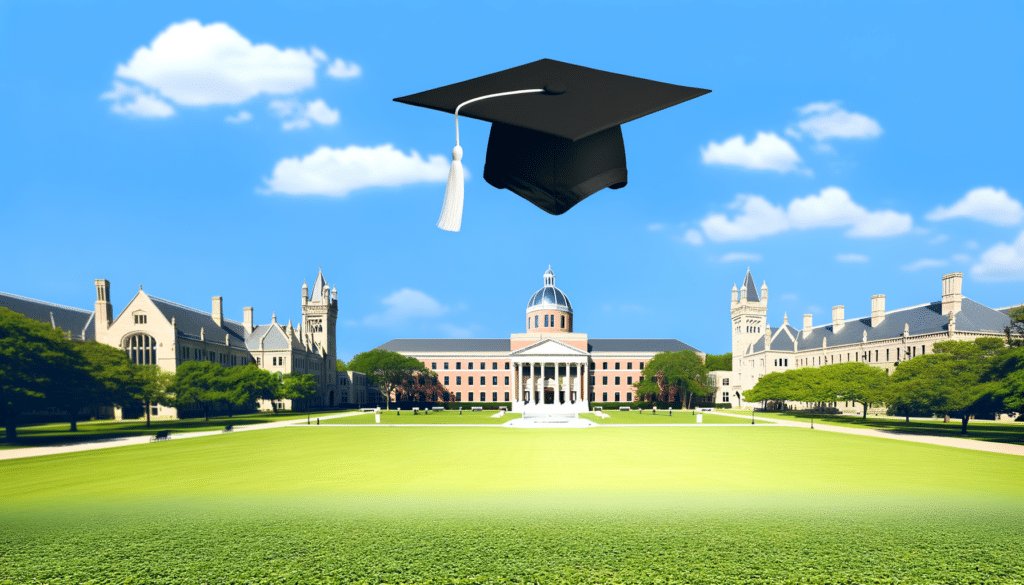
(602, 376, 608, 385)
(615, 376, 620, 385)
(444, 362, 449, 370)
(785, 359, 788, 366)
(503, 392, 509, 401)
(479, 392, 485, 402)
(615, 362, 620, 370)
(627, 376, 632, 385)
(504, 362, 510, 370)
(602, 392, 608, 401)
(468, 362, 473, 370)
(723, 378, 730, 386)
(480, 377, 485, 386)
(627, 362, 632, 370)
(639, 362, 644, 370)
(603, 362, 608, 370)
(544, 315, 549, 327)
(615, 392, 621, 401)
(492, 362, 497, 370)
(133, 314, 147, 325)
(124, 333, 158, 365)
(456, 392, 462, 401)
(590, 377, 596, 386)
(469, 392, 474, 401)
(722, 392, 730, 402)
(921, 345, 926, 355)
(151, 407, 158, 416)
(468, 377, 474, 385)
(432, 362, 437, 369)
(535, 316, 538, 328)
(626, 392, 632, 402)
(492, 376, 498, 386)
(886, 349, 890, 361)
(444, 376, 449, 385)
(456, 362, 462, 370)
(504, 376, 509, 385)
(456, 376, 462, 385)
(560, 315, 565, 328)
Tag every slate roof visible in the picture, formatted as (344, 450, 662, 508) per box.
(0, 292, 95, 341)
(149, 296, 248, 349)
(245, 323, 318, 352)
(748, 297, 1010, 354)
(310, 269, 327, 303)
(742, 270, 759, 302)
(376, 338, 701, 354)
(997, 304, 1023, 316)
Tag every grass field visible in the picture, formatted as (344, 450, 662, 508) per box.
(327, 409, 519, 425)
(579, 410, 769, 424)
(0, 410, 351, 449)
(728, 410, 1024, 444)
(2, 425, 1022, 584)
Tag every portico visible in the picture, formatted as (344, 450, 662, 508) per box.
(510, 338, 590, 415)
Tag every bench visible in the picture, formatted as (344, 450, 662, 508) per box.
(150, 430, 170, 442)
(594, 406, 603, 411)
(360, 408, 376, 412)
(432, 407, 444, 411)
(698, 407, 715, 412)
(499, 406, 507, 412)
(223, 425, 233, 433)
(471, 406, 483, 412)
(619, 406, 630, 411)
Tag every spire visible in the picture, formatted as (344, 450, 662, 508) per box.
(742, 269, 759, 302)
(544, 265, 555, 287)
(310, 268, 327, 303)
(783, 312, 788, 326)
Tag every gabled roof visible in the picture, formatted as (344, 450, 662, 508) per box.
(0, 292, 95, 341)
(742, 269, 759, 302)
(509, 337, 589, 356)
(149, 296, 247, 349)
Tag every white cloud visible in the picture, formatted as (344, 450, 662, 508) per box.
(700, 132, 803, 173)
(793, 101, 882, 141)
(700, 187, 912, 242)
(262, 144, 450, 196)
(836, 253, 869, 263)
(225, 110, 252, 124)
(270, 98, 340, 130)
(681, 229, 704, 246)
(100, 81, 174, 118)
(110, 20, 349, 107)
(326, 58, 362, 79)
(361, 289, 447, 327)
(647, 223, 665, 232)
(721, 252, 762, 263)
(902, 258, 948, 272)
(971, 230, 1024, 282)
(925, 187, 1023, 226)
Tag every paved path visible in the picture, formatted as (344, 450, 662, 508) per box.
(0, 412, 365, 462)
(713, 411, 1024, 456)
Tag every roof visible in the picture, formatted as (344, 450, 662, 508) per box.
(742, 270, 759, 302)
(245, 322, 318, 353)
(746, 297, 1010, 354)
(376, 338, 701, 355)
(149, 296, 248, 349)
(310, 269, 327, 303)
(0, 291, 95, 341)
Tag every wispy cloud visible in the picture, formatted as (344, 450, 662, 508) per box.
(971, 229, 1024, 282)
(902, 258, 948, 272)
(836, 253, 869, 263)
(359, 289, 447, 328)
(270, 98, 339, 130)
(225, 110, 252, 124)
(720, 252, 762, 263)
(261, 145, 449, 196)
(789, 101, 882, 141)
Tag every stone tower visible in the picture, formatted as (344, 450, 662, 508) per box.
(730, 268, 768, 369)
(301, 268, 338, 360)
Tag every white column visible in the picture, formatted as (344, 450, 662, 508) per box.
(583, 361, 589, 404)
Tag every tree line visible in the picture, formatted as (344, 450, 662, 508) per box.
(1, 308, 316, 440)
(743, 334, 1024, 435)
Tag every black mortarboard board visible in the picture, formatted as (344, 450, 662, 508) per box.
(395, 58, 710, 231)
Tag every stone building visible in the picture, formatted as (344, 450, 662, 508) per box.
(377, 267, 703, 413)
(717, 269, 1017, 412)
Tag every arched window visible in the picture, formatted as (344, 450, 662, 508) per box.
(124, 334, 158, 365)
(561, 315, 565, 328)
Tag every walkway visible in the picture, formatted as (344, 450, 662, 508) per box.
(713, 411, 1024, 456)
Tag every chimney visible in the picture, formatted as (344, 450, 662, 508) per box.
(94, 279, 112, 340)
(212, 296, 223, 327)
(832, 305, 845, 332)
(803, 313, 813, 335)
(871, 294, 886, 327)
(942, 272, 963, 316)
(243, 307, 254, 333)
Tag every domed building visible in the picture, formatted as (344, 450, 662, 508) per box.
(378, 267, 703, 414)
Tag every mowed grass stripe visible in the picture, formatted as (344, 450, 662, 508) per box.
(2, 425, 1021, 506)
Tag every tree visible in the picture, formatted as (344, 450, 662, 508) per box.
(278, 373, 317, 411)
(819, 362, 890, 419)
(172, 361, 229, 421)
(66, 341, 139, 431)
(985, 346, 1024, 413)
(1005, 306, 1024, 348)
(743, 368, 830, 407)
(704, 353, 732, 372)
(890, 339, 1004, 434)
(225, 365, 277, 417)
(136, 366, 173, 428)
(0, 308, 82, 440)
(347, 349, 431, 409)
(336, 359, 348, 372)
(636, 351, 709, 408)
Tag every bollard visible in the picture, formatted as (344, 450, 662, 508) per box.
(459, 407, 463, 415)
(669, 407, 672, 417)
(317, 418, 320, 425)
(396, 408, 400, 416)
(374, 412, 381, 424)
(696, 413, 703, 424)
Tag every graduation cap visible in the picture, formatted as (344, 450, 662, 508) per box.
(395, 58, 710, 231)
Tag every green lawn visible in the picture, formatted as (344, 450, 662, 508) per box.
(580, 410, 770, 424)
(327, 409, 519, 424)
(2, 425, 1022, 584)
(727, 409, 1024, 444)
(0, 410, 353, 448)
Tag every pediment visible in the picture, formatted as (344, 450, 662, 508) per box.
(510, 338, 589, 357)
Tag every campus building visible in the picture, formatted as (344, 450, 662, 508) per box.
(377, 267, 703, 413)
(0, 268, 369, 417)
(718, 269, 1017, 412)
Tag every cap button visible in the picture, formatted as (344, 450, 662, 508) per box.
(543, 83, 567, 95)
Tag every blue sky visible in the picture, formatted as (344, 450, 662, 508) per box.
(2, 1, 1021, 361)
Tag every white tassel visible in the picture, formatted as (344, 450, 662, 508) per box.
(437, 145, 464, 232)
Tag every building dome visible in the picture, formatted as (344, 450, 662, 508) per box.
(526, 267, 572, 314)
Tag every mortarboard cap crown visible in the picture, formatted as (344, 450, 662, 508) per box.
(395, 59, 710, 226)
